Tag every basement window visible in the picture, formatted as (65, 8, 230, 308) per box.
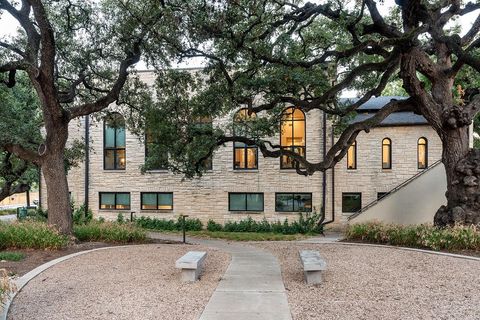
(229, 193, 264, 212)
(275, 193, 312, 212)
(99, 192, 130, 210)
(342, 193, 361, 213)
(141, 192, 173, 210)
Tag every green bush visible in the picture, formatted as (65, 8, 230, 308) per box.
(207, 220, 223, 232)
(135, 216, 203, 231)
(0, 221, 69, 250)
(72, 204, 93, 225)
(116, 213, 126, 224)
(345, 223, 480, 251)
(73, 221, 146, 243)
(0, 251, 25, 261)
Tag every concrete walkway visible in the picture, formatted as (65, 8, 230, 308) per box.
(148, 233, 293, 320)
(0, 214, 17, 222)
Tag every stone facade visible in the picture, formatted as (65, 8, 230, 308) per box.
(39, 71, 446, 227)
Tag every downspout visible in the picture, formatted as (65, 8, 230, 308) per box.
(38, 166, 42, 208)
(84, 115, 90, 212)
(321, 123, 335, 226)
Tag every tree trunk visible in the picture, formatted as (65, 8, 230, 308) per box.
(434, 127, 480, 226)
(41, 121, 72, 235)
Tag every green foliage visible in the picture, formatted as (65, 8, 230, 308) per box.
(207, 220, 223, 232)
(0, 251, 25, 261)
(0, 222, 69, 250)
(135, 216, 203, 231)
(72, 204, 93, 225)
(116, 213, 126, 224)
(73, 221, 146, 244)
(188, 231, 304, 241)
(345, 223, 480, 251)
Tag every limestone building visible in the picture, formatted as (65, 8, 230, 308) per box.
(40, 72, 448, 226)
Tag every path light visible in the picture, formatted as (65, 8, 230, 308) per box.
(180, 215, 189, 244)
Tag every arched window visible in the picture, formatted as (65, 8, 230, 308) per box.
(418, 137, 428, 169)
(382, 138, 392, 169)
(347, 141, 357, 170)
(104, 113, 126, 170)
(280, 107, 306, 169)
(233, 109, 258, 169)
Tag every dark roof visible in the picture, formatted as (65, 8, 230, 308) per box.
(340, 96, 428, 126)
(351, 111, 428, 126)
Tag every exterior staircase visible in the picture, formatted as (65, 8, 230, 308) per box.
(348, 160, 446, 225)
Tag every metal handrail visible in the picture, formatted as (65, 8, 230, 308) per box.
(348, 159, 442, 221)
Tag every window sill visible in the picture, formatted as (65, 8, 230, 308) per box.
(276, 211, 313, 214)
(232, 169, 259, 173)
(139, 210, 174, 212)
(229, 211, 264, 214)
(103, 169, 126, 172)
(145, 170, 169, 173)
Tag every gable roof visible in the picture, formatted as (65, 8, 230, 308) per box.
(340, 96, 429, 127)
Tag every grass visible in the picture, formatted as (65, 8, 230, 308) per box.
(0, 221, 69, 250)
(345, 222, 480, 251)
(0, 252, 25, 261)
(151, 230, 308, 241)
(73, 221, 147, 244)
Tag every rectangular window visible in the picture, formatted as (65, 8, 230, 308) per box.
(104, 116, 126, 170)
(141, 192, 173, 210)
(99, 192, 130, 210)
(275, 193, 312, 212)
(234, 142, 258, 169)
(342, 193, 361, 213)
(229, 193, 264, 212)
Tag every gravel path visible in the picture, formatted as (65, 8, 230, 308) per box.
(8, 244, 230, 320)
(255, 242, 480, 320)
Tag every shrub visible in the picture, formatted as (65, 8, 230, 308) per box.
(0, 222, 69, 250)
(72, 204, 93, 225)
(345, 223, 480, 251)
(74, 221, 146, 243)
(116, 213, 126, 224)
(0, 252, 25, 261)
(135, 216, 203, 231)
(0, 268, 16, 309)
(207, 220, 223, 232)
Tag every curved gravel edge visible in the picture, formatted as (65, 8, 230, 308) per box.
(302, 240, 480, 262)
(0, 245, 137, 320)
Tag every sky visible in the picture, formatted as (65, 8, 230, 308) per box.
(0, 1, 478, 75)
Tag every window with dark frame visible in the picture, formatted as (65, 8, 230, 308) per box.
(280, 107, 306, 169)
(275, 193, 312, 212)
(141, 192, 173, 210)
(233, 109, 258, 170)
(347, 141, 357, 170)
(99, 192, 130, 210)
(342, 193, 362, 213)
(228, 193, 264, 211)
(382, 138, 392, 169)
(104, 114, 126, 170)
(418, 137, 428, 169)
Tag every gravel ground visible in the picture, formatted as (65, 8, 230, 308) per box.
(255, 242, 480, 320)
(8, 244, 230, 320)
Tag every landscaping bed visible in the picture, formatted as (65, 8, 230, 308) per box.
(256, 242, 480, 320)
(8, 244, 230, 320)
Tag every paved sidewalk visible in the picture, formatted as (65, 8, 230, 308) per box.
(148, 233, 293, 320)
(0, 214, 16, 222)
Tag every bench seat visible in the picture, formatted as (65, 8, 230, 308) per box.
(175, 251, 207, 282)
(299, 250, 327, 284)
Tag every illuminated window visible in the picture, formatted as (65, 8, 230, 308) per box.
(382, 138, 392, 169)
(280, 107, 306, 169)
(145, 130, 168, 170)
(275, 193, 312, 212)
(418, 137, 428, 169)
(141, 192, 173, 210)
(347, 141, 357, 170)
(229, 193, 264, 211)
(99, 192, 130, 210)
(104, 114, 126, 170)
(342, 193, 361, 213)
(233, 109, 258, 169)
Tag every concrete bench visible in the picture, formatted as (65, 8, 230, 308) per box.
(299, 250, 327, 284)
(175, 251, 207, 282)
